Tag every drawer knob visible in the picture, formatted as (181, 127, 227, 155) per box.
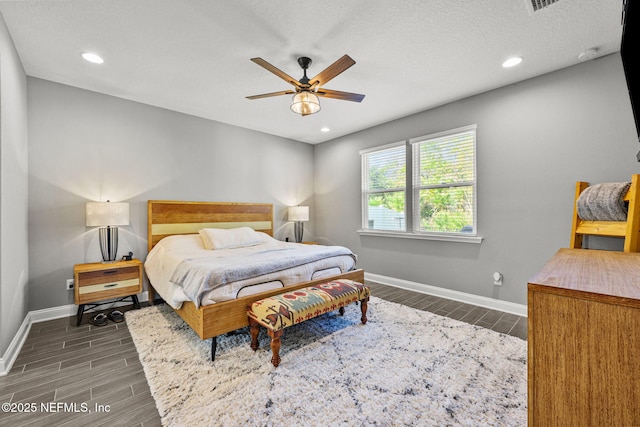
(104, 283, 117, 288)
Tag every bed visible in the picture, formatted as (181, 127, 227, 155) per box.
(145, 200, 365, 360)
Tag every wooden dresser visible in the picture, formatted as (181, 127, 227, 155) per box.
(528, 248, 640, 426)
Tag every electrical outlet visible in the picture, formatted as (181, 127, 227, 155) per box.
(66, 279, 74, 290)
(493, 272, 503, 286)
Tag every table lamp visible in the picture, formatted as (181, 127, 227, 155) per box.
(288, 205, 309, 243)
(86, 201, 130, 262)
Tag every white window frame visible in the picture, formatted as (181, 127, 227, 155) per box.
(358, 125, 482, 244)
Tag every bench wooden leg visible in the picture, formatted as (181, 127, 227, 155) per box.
(360, 297, 369, 324)
(248, 318, 260, 351)
(268, 329, 283, 367)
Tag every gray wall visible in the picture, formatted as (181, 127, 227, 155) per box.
(14, 50, 640, 325)
(0, 15, 29, 357)
(314, 53, 638, 306)
(27, 78, 315, 311)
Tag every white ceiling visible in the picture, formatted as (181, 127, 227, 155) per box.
(0, 0, 624, 144)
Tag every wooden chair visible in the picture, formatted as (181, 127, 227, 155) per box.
(570, 174, 640, 252)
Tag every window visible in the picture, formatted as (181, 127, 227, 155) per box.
(411, 125, 477, 235)
(360, 125, 479, 243)
(360, 142, 406, 231)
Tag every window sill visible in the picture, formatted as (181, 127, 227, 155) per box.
(357, 229, 484, 244)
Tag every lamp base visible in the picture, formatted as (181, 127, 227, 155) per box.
(98, 226, 119, 262)
(294, 222, 304, 243)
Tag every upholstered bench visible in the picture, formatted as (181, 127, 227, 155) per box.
(247, 279, 370, 367)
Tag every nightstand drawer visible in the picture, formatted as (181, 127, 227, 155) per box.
(77, 277, 140, 295)
(77, 266, 139, 287)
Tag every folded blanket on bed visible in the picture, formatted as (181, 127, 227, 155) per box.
(577, 181, 630, 221)
(170, 245, 356, 309)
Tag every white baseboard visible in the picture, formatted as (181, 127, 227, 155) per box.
(365, 273, 527, 317)
(0, 314, 32, 377)
(0, 291, 149, 376)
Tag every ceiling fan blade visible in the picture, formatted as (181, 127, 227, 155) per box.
(309, 55, 356, 88)
(250, 58, 302, 88)
(246, 90, 295, 100)
(316, 88, 365, 103)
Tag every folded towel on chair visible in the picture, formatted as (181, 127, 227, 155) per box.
(577, 181, 631, 221)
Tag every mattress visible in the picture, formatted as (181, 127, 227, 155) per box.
(144, 233, 357, 309)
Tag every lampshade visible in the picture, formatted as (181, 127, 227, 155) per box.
(86, 201, 130, 226)
(290, 92, 320, 115)
(288, 206, 309, 222)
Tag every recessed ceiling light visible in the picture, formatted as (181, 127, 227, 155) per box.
(578, 48, 598, 62)
(502, 56, 523, 68)
(321, 127, 330, 132)
(82, 52, 104, 64)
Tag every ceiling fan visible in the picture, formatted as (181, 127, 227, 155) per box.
(246, 54, 365, 116)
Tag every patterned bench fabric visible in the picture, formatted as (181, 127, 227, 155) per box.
(247, 279, 370, 331)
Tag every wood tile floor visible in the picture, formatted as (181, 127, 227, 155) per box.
(0, 282, 526, 426)
(366, 281, 527, 340)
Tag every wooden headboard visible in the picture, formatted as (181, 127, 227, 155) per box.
(147, 200, 274, 251)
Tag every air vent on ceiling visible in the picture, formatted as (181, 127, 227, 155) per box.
(525, 0, 560, 14)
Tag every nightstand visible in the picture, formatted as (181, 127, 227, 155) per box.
(73, 259, 143, 326)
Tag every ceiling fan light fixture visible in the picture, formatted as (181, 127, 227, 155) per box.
(290, 91, 321, 115)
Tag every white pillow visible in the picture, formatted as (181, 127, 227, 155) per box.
(199, 227, 264, 250)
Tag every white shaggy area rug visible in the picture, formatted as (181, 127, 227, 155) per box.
(126, 297, 527, 426)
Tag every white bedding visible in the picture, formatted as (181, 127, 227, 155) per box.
(144, 233, 357, 309)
